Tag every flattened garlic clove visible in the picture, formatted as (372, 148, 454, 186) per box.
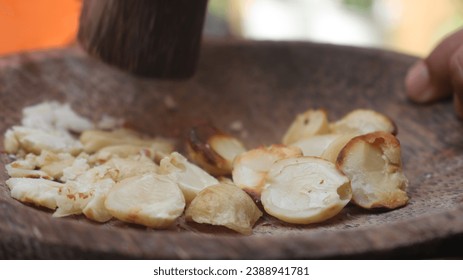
(11, 126, 83, 155)
(290, 134, 339, 157)
(60, 157, 91, 182)
(282, 109, 331, 145)
(6, 178, 64, 209)
(330, 109, 397, 136)
(186, 123, 246, 176)
(80, 129, 138, 148)
(80, 129, 174, 154)
(93, 144, 157, 162)
(105, 173, 185, 228)
(232, 144, 302, 199)
(185, 182, 262, 235)
(53, 181, 93, 217)
(4, 129, 19, 154)
(261, 157, 351, 225)
(105, 155, 158, 181)
(35, 151, 75, 180)
(159, 152, 218, 203)
(21, 101, 95, 133)
(336, 131, 409, 209)
(6, 164, 52, 179)
(82, 178, 115, 222)
(5, 154, 50, 179)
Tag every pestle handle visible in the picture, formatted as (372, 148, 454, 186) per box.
(78, 0, 208, 78)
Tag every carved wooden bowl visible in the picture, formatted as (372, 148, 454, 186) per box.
(1, 41, 462, 259)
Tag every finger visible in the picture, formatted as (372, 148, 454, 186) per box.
(405, 29, 463, 103)
(449, 45, 463, 118)
(455, 93, 463, 119)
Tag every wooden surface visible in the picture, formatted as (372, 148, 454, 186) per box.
(78, 0, 208, 78)
(1, 41, 463, 259)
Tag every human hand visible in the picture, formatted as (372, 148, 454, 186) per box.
(405, 29, 463, 118)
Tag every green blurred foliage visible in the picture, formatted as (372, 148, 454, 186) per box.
(342, 0, 373, 11)
(208, 0, 229, 19)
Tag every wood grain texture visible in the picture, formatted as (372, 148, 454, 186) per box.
(78, 0, 208, 78)
(1, 41, 463, 259)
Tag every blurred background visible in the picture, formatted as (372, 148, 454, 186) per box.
(0, 0, 462, 57)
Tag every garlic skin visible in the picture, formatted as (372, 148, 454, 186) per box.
(261, 157, 351, 225)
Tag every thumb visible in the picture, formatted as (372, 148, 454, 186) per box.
(405, 29, 463, 103)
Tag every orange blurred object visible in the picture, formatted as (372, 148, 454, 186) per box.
(0, 0, 81, 55)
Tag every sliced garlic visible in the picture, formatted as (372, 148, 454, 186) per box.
(261, 157, 351, 224)
(290, 134, 339, 157)
(320, 134, 357, 163)
(232, 145, 302, 199)
(185, 182, 262, 235)
(80, 129, 174, 154)
(336, 131, 409, 209)
(330, 109, 397, 135)
(282, 109, 330, 145)
(105, 173, 185, 228)
(6, 178, 64, 210)
(159, 152, 218, 203)
(186, 123, 246, 176)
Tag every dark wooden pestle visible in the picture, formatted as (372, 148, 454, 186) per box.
(78, 0, 208, 78)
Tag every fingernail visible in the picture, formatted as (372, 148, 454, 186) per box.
(455, 93, 463, 119)
(405, 60, 433, 102)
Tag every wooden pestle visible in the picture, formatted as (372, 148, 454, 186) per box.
(78, 0, 208, 78)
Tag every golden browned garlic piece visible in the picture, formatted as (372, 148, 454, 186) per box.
(330, 109, 397, 136)
(336, 131, 409, 209)
(105, 173, 185, 228)
(232, 144, 302, 199)
(261, 157, 351, 224)
(282, 109, 330, 145)
(186, 123, 246, 176)
(185, 182, 262, 235)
